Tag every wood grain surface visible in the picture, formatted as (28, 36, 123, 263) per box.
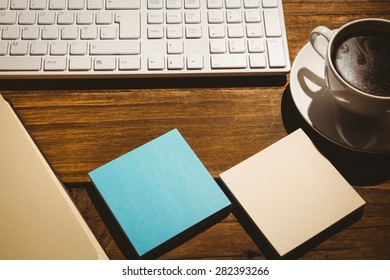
(1, 0, 389, 260)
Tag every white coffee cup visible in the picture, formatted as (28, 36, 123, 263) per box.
(309, 18, 390, 117)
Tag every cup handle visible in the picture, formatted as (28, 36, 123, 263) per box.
(309, 26, 334, 59)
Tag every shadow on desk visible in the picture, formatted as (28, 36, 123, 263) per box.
(281, 85, 389, 186)
(0, 75, 286, 91)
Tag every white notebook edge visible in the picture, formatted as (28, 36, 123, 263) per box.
(0, 94, 108, 260)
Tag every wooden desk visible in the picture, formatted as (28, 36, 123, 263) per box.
(1, 1, 389, 260)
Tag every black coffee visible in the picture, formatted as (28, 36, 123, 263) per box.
(332, 32, 390, 97)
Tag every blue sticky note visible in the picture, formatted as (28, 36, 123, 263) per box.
(88, 129, 231, 258)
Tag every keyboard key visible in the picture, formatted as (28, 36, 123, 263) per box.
(0, 57, 41, 70)
(62, 26, 79, 39)
(96, 11, 113, 24)
(115, 11, 140, 39)
(185, 11, 201, 24)
(148, 56, 165, 70)
(210, 39, 226, 54)
(184, 0, 200, 9)
(226, 10, 243, 23)
(107, 0, 141, 10)
(70, 41, 87, 55)
(186, 26, 202, 38)
(229, 39, 246, 53)
(50, 42, 68, 55)
(30, 41, 48, 55)
(249, 53, 266, 68)
(208, 10, 224, 23)
(211, 54, 247, 69)
(94, 57, 116, 70)
(2, 26, 20, 39)
(263, 9, 282, 37)
(57, 11, 75, 25)
(248, 38, 265, 53)
(77, 11, 94, 24)
(30, 0, 47, 10)
(225, 0, 241, 9)
(100, 26, 117, 39)
(10, 0, 28, 10)
(209, 25, 225, 38)
(167, 41, 184, 54)
(167, 25, 183, 39)
(69, 57, 91, 70)
(0, 11, 17, 24)
(245, 9, 261, 23)
(49, 0, 66, 10)
(148, 26, 164, 39)
(19, 11, 37, 25)
(81, 26, 97, 39)
(244, 0, 260, 8)
(38, 11, 56, 24)
(119, 57, 141, 70)
(0, 0, 8, 9)
(166, 0, 182, 9)
(267, 38, 286, 68)
(68, 0, 85, 10)
(42, 26, 60, 39)
(22, 26, 40, 39)
(187, 55, 203, 69)
(44, 57, 67, 71)
(166, 11, 183, 24)
(87, 0, 104, 10)
(228, 25, 244, 38)
(167, 56, 184, 70)
(262, 0, 278, 8)
(207, 0, 223, 9)
(246, 23, 263, 38)
(147, 0, 163, 10)
(10, 41, 29, 55)
(148, 11, 164, 24)
(90, 41, 140, 55)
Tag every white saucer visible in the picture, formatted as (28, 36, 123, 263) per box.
(290, 42, 390, 153)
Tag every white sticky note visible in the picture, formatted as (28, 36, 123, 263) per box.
(220, 129, 365, 257)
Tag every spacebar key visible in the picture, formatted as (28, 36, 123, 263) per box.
(211, 55, 247, 69)
(0, 57, 41, 71)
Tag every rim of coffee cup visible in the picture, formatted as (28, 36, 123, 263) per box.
(326, 18, 390, 100)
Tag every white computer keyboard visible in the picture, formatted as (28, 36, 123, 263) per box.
(0, 0, 290, 78)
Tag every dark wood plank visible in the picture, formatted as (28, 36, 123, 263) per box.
(2, 89, 288, 182)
